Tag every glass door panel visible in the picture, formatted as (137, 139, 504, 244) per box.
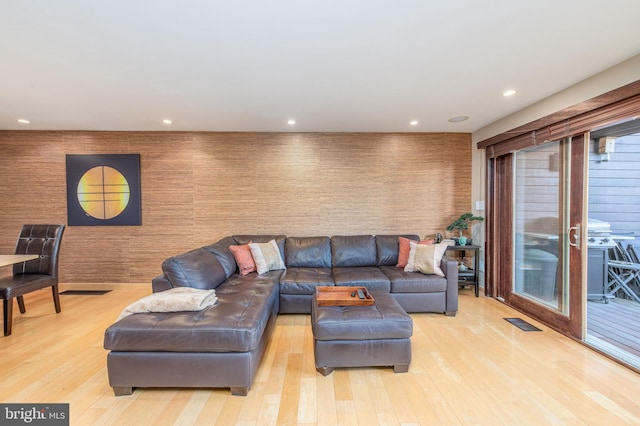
(585, 120, 640, 370)
(513, 140, 569, 313)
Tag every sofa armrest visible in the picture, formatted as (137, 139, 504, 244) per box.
(441, 255, 459, 316)
(151, 274, 173, 293)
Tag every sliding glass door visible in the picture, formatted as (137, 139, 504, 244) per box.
(489, 136, 585, 338)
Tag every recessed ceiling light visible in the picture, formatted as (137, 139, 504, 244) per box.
(448, 116, 469, 123)
(162, 119, 172, 125)
(17, 118, 30, 124)
(409, 120, 419, 126)
(502, 89, 517, 97)
(287, 119, 296, 125)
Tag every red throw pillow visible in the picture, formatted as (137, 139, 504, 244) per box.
(396, 236, 433, 268)
(229, 243, 256, 275)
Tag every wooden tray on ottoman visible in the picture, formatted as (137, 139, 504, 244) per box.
(316, 286, 374, 306)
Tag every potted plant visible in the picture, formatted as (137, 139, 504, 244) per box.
(447, 212, 484, 245)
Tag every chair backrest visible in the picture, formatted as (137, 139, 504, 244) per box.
(13, 224, 65, 277)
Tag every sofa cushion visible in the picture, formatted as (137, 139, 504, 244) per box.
(104, 274, 280, 353)
(332, 266, 391, 291)
(161, 247, 227, 290)
(280, 267, 334, 295)
(204, 236, 238, 278)
(285, 236, 331, 268)
(375, 234, 419, 266)
(249, 239, 286, 274)
(331, 235, 377, 267)
(229, 243, 256, 276)
(379, 265, 448, 293)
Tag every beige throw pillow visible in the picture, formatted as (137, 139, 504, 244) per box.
(404, 241, 448, 277)
(396, 236, 434, 268)
(249, 239, 286, 274)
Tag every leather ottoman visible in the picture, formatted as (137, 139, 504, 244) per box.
(311, 291, 413, 375)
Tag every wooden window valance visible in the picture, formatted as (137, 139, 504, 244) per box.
(478, 80, 640, 159)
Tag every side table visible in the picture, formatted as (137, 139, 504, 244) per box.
(446, 245, 480, 297)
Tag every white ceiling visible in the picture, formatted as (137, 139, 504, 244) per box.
(2, 1, 640, 133)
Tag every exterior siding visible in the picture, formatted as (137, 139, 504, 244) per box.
(588, 134, 640, 244)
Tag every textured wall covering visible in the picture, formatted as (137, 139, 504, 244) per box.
(0, 131, 471, 283)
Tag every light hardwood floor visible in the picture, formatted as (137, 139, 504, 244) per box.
(2, 284, 640, 425)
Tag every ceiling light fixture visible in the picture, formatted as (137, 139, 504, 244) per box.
(287, 119, 296, 125)
(409, 120, 419, 126)
(502, 89, 517, 97)
(448, 116, 469, 123)
(17, 118, 30, 124)
(162, 119, 172, 125)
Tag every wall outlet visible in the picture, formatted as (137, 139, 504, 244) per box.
(475, 200, 485, 211)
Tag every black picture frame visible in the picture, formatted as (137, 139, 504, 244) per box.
(65, 154, 142, 226)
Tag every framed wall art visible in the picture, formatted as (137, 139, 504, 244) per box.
(66, 154, 142, 226)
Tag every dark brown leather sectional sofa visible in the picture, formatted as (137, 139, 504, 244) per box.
(104, 234, 458, 396)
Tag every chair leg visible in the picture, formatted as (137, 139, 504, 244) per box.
(3, 298, 13, 336)
(52, 285, 61, 313)
(17, 296, 26, 313)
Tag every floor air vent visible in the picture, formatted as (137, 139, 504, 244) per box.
(504, 317, 542, 332)
(60, 290, 112, 296)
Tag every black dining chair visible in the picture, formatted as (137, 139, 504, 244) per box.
(0, 224, 65, 336)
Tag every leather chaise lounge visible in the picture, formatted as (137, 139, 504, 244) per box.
(104, 234, 458, 396)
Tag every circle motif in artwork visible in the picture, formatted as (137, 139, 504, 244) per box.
(77, 166, 130, 219)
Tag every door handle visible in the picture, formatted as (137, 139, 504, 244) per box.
(568, 223, 581, 249)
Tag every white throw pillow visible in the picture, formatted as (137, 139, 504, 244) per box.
(249, 239, 286, 274)
(404, 241, 448, 277)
